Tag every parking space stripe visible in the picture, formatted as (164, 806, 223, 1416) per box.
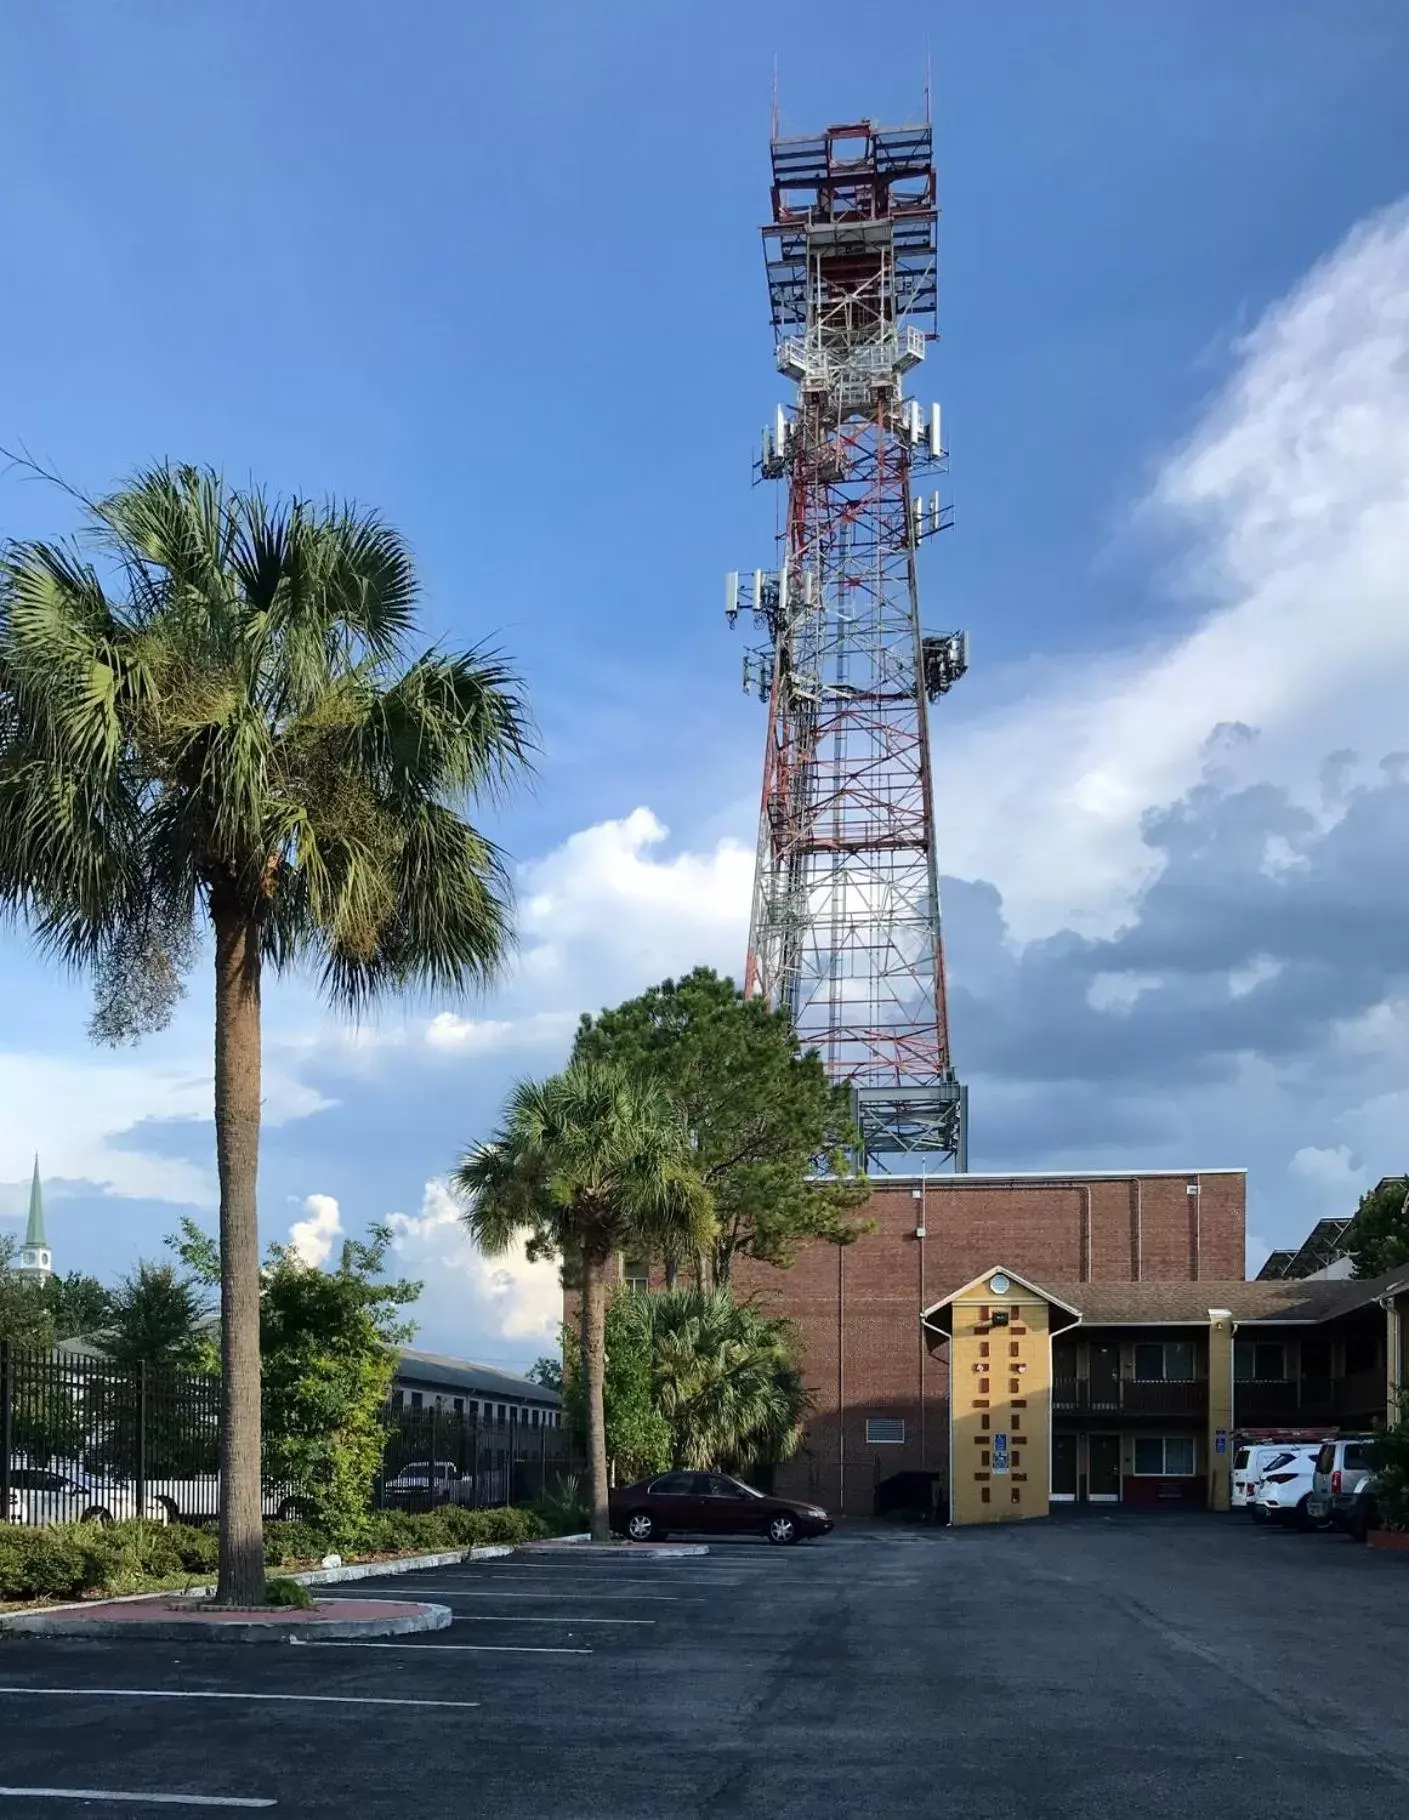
(0, 1688, 480, 1710)
(0, 1794, 274, 1811)
(291, 1641, 592, 1656)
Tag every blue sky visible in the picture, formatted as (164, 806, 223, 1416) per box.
(3, 2, 1409, 1367)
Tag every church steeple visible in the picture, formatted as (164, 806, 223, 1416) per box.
(24, 1155, 47, 1250)
(15, 1155, 53, 1284)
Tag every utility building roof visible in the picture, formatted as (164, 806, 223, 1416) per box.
(393, 1347, 560, 1405)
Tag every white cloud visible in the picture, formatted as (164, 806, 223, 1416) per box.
(517, 807, 753, 994)
(388, 1179, 561, 1356)
(287, 1192, 344, 1267)
(939, 201, 1409, 942)
(1086, 971, 1162, 1014)
(1287, 1145, 1370, 1212)
(424, 1010, 576, 1054)
(1228, 955, 1282, 998)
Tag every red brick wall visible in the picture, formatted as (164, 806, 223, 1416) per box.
(736, 1171, 1246, 1516)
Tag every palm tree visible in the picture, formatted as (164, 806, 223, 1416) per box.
(0, 464, 529, 1602)
(622, 1287, 810, 1474)
(456, 1058, 712, 1542)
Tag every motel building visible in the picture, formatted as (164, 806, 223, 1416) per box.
(922, 1267, 1409, 1525)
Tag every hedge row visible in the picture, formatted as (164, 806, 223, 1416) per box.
(0, 1504, 547, 1604)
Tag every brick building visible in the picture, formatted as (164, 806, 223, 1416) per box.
(734, 1169, 1248, 1517)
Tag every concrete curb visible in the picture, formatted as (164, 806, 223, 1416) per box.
(288, 1543, 515, 1587)
(514, 1541, 709, 1559)
(1, 1599, 453, 1645)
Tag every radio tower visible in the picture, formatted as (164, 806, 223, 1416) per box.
(727, 115, 969, 1172)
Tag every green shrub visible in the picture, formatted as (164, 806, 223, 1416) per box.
(1, 1505, 547, 1603)
(1371, 1392, 1409, 1532)
(263, 1577, 315, 1609)
(529, 1473, 588, 1536)
(0, 1518, 217, 1603)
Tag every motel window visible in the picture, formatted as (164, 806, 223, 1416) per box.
(1133, 1436, 1196, 1477)
(510, 1405, 519, 1424)
(410, 1392, 423, 1410)
(469, 1401, 479, 1418)
(1234, 1339, 1287, 1382)
(865, 1417, 906, 1445)
(623, 1257, 649, 1291)
(1133, 1341, 1196, 1382)
(1344, 1332, 1380, 1375)
(390, 1389, 404, 1411)
(531, 1408, 539, 1427)
(497, 1404, 507, 1426)
(453, 1398, 464, 1416)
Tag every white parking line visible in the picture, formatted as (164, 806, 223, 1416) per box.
(290, 1641, 592, 1656)
(0, 1794, 273, 1811)
(346, 1590, 685, 1603)
(0, 1688, 479, 1710)
(436, 1615, 653, 1625)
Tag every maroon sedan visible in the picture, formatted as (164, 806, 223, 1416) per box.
(609, 1470, 833, 1545)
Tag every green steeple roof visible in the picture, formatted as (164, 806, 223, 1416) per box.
(24, 1155, 47, 1250)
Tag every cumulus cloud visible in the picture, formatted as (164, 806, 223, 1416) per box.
(287, 1192, 344, 1267)
(517, 807, 753, 1005)
(388, 1179, 561, 1359)
(940, 201, 1409, 942)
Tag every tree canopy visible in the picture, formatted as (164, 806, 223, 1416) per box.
(39, 1271, 114, 1342)
(573, 967, 870, 1284)
(1349, 1176, 1409, 1279)
(171, 1216, 420, 1532)
(96, 1261, 214, 1370)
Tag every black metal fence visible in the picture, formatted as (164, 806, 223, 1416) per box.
(2, 1343, 576, 1528)
(373, 1406, 578, 1513)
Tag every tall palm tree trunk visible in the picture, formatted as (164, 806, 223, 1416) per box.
(212, 898, 266, 1605)
(580, 1244, 611, 1544)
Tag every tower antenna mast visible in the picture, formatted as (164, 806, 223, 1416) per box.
(726, 113, 969, 1171)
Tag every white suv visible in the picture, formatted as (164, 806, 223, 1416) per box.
(1234, 1444, 1299, 1511)
(1251, 1446, 1322, 1528)
(1307, 1437, 1376, 1530)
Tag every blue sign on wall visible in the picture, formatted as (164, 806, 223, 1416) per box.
(992, 1432, 1010, 1475)
(1215, 1429, 1228, 1456)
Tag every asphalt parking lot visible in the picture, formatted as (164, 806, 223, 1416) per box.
(0, 1515, 1406, 1815)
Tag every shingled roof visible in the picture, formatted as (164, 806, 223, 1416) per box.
(1037, 1269, 1409, 1326)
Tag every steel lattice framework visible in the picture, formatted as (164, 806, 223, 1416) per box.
(727, 118, 968, 1170)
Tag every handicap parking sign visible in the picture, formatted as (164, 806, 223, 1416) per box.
(992, 1432, 1009, 1475)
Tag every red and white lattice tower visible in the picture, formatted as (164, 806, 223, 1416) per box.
(727, 117, 968, 1171)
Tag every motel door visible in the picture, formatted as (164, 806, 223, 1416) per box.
(1089, 1434, 1121, 1502)
(1051, 1433, 1078, 1502)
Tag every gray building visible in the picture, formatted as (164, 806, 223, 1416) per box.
(390, 1348, 562, 1430)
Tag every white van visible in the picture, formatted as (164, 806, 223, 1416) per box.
(1232, 1444, 1299, 1510)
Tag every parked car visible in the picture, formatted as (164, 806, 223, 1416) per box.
(1251, 1446, 1323, 1528)
(1337, 1474, 1380, 1541)
(1234, 1444, 1301, 1511)
(382, 1460, 475, 1509)
(1306, 1437, 1377, 1530)
(6, 1463, 169, 1526)
(609, 1470, 833, 1545)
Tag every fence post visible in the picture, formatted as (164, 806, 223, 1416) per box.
(136, 1360, 149, 1523)
(540, 1420, 547, 1500)
(0, 1342, 12, 1525)
(428, 1402, 439, 1512)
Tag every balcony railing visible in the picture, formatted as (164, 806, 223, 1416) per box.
(1052, 1378, 1205, 1418)
(1234, 1374, 1386, 1427)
